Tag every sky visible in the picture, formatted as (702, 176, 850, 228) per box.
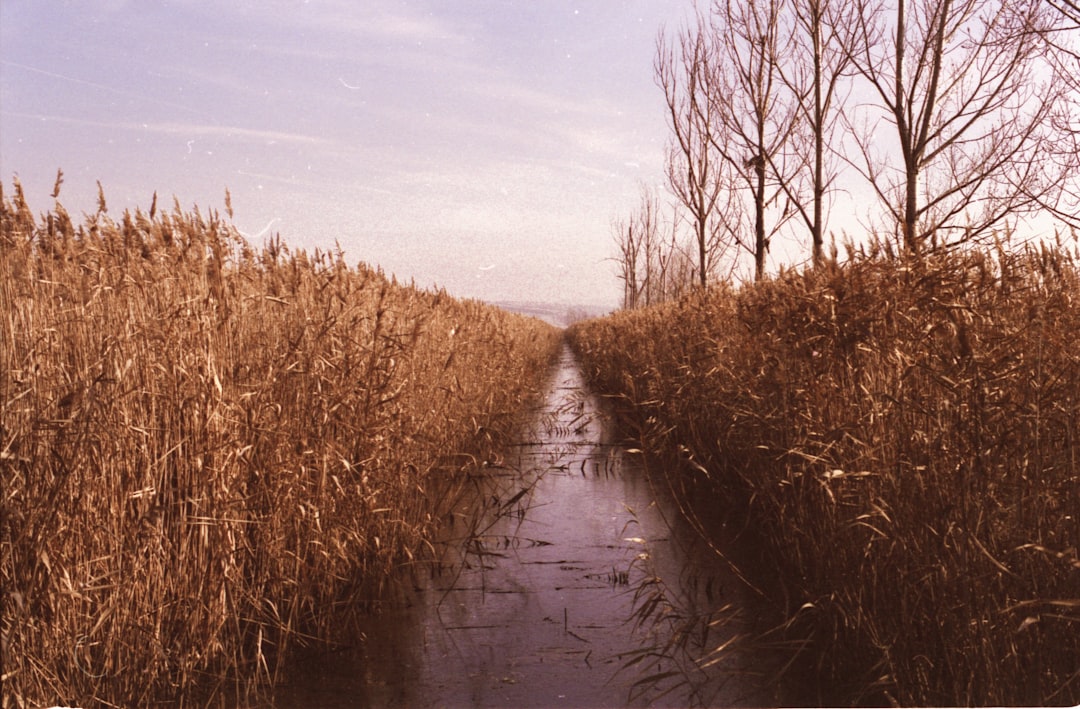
(0, 0, 699, 310)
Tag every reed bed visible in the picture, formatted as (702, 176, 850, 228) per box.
(569, 242, 1080, 706)
(0, 180, 561, 708)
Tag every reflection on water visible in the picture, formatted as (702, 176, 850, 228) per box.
(272, 346, 776, 708)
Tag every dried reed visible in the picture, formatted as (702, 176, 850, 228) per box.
(569, 239, 1080, 706)
(0, 179, 561, 708)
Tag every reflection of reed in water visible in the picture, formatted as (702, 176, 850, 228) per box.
(618, 519, 777, 705)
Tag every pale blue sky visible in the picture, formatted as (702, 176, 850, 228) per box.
(1, 1, 693, 308)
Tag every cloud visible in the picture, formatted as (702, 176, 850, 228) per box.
(0, 110, 329, 147)
(359, 9, 469, 44)
(198, 0, 474, 51)
(0, 59, 206, 119)
(140, 121, 328, 145)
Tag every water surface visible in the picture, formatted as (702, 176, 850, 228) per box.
(273, 346, 774, 707)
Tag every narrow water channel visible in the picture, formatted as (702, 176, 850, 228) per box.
(273, 346, 776, 707)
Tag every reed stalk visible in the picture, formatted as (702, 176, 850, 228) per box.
(570, 240, 1080, 706)
(1, 180, 561, 708)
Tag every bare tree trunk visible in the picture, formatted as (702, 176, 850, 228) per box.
(613, 216, 639, 310)
(811, 1, 825, 266)
(775, 0, 857, 268)
(754, 155, 767, 280)
(702, 0, 800, 280)
(697, 203, 708, 287)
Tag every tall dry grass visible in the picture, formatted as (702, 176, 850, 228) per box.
(569, 241, 1080, 706)
(0, 179, 561, 708)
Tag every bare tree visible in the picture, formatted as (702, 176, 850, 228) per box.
(649, 199, 702, 303)
(656, 202, 700, 301)
(658, 233, 699, 300)
(778, 0, 859, 266)
(843, 0, 1077, 254)
(656, 16, 733, 288)
(1046, 0, 1080, 24)
(613, 212, 642, 310)
(1038, 1, 1080, 228)
(613, 184, 663, 309)
(635, 185, 663, 307)
(702, 0, 803, 279)
(613, 186, 700, 310)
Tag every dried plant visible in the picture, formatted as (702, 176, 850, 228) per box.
(0, 180, 561, 708)
(570, 238, 1080, 706)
